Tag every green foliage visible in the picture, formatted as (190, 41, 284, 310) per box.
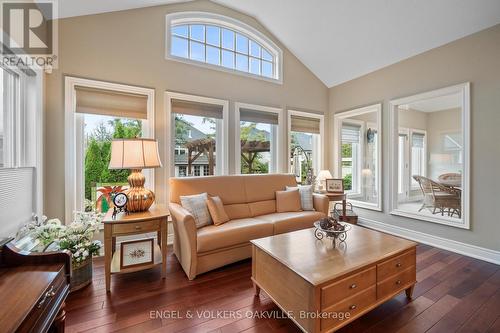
(240, 122, 269, 174)
(175, 116, 192, 146)
(343, 173, 352, 191)
(342, 143, 352, 158)
(84, 119, 142, 200)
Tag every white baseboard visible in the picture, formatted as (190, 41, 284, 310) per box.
(358, 217, 500, 265)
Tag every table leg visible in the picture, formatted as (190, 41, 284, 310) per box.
(342, 198, 347, 220)
(104, 224, 112, 293)
(253, 281, 261, 297)
(161, 219, 167, 279)
(157, 230, 161, 246)
(405, 285, 415, 299)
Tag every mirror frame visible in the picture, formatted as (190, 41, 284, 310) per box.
(333, 103, 383, 211)
(389, 83, 470, 229)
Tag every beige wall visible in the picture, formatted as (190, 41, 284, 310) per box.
(329, 24, 500, 251)
(44, 0, 328, 220)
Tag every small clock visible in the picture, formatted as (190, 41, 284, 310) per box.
(112, 193, 128, 219)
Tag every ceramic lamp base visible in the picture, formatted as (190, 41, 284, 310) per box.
(125, 169, 155, 212)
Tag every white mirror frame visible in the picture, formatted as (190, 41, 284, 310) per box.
(389, 83, 470, 229)
(333, 103, 383, 211)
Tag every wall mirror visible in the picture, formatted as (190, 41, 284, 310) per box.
(334, 103, 382, 211)
(389, 83, 470, 229)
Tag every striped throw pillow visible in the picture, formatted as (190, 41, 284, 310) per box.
(286, 185, 315, 211)
(180, 192, 213, 228)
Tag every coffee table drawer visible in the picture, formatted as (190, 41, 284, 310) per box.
(112, 220, 160, 235)
(377, 249, 416, 281)
(321, 285, 376, 331)
(321, 266, 376, 309)
(377, 266, 416, 299)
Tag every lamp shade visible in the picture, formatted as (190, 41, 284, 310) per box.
(108, 138, 162, 169)
(317, 170, 333, 181)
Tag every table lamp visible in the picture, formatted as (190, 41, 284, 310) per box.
(108, 138, 162, 212)
(317, 170, 333, 192)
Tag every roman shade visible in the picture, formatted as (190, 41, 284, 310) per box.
(290, 115, 320, 134)
(412, 133, 425, 148)
(342, 124, 361, 143)
(172, 99, 223, 119)
(75, 86, 148, 119)
(240, 108, 278, 125)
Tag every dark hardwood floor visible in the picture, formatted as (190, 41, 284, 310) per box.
(65, 243, 500, 332)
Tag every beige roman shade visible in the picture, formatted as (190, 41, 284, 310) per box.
(240, 108, 278, 125)
(75, 86, 148, 119)
(290, 115, 321, 134)
(171, 99, 223, 119)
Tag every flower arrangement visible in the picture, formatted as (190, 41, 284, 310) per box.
(21, 211, 104, 266)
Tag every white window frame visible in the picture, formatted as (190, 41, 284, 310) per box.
(64, 77, 155, 224)
(389, 83, 470, 229)
(1, 65, 44, 220)
(333, 103, 382, 211)
(287, 110, 325, 176)
(165, 91, 229, 194)
(234, 102, 283, 174)
(165, 12, 283, 84)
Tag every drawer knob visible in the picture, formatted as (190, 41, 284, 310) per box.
(37, 286, 55, 309)
(396, 280, 402, 285)
(349, 305, 357, 310)
(135, 226, 141, 230)
(396, 262, 402, 268)
(350, 283, 357, 289)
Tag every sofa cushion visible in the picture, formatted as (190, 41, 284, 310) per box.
(258, 211, 325, 234)
(206, 196, 230, 226)
(249, 200, 276, 217)
(197, 218, 273, 253)
(286, 185, 314, 211)
(223, 203, 252, 220)
(276, 189, 302, 213)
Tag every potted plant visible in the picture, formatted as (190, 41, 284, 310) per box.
(23, 211, 103, 292)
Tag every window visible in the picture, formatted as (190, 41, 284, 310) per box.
(411, 131, 426, 189)
(334, 104, 382, 210)
(169, 94, 228, 178)
(167, 13, 282, 82)
(390, 83, 470, 228)
(235, 104, 281, 174)
(289, 111, 324, 184)
(0, 67, 19, 168)
(0, 64, 43, 234)
(65, 77, 155, 222)
(341, 123, 362, 194)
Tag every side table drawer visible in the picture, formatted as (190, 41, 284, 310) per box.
(321, 266, 376, 309)
(377, 265, 416, 299)
(112, 219, 160, 235)
(377, 249, 416, 281)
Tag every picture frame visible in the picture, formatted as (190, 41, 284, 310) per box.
(120, 238, 154, 270)
(326, 178, 344, 194)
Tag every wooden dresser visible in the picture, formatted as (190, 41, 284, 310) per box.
(0, 239, 71, 333)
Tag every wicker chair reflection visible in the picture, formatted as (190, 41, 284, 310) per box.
(413, 175, 461, 218)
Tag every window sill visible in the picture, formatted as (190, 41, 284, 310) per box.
(390, 209, 469, 229)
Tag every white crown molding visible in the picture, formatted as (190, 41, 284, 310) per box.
(358, 217, 500, 265)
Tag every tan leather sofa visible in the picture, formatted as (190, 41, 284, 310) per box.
(169, 174, 329, 280)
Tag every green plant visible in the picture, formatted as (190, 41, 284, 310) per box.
(343, 173, 352, 191)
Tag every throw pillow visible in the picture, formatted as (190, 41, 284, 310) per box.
(206, 196, 230, 226)
(286, 185, 315, 211)
(276, 189, 302, 213)
(180, 192, 212, 228)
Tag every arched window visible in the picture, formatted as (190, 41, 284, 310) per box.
(166, 12, 282, 82)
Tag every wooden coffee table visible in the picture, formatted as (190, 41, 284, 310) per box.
(251, 225, 417, 333)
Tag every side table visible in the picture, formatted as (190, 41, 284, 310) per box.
(322, 192, 347, 218)
(102, 204, 170, 292)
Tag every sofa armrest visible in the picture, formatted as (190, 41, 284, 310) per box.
(313, 193, 330, 216)
(169, 203, 198, 279)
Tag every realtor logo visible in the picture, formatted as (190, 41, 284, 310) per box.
(1, 0, 58, 68)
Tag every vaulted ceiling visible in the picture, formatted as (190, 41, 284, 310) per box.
(58, 0, 500, 87)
